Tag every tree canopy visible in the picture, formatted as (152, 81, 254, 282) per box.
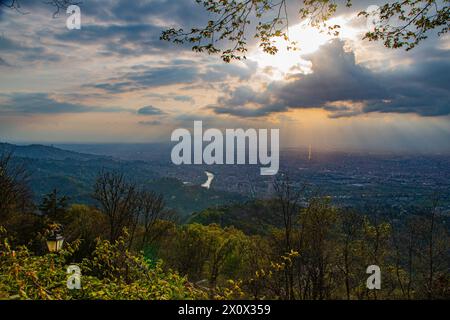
(0, 0, 79, 16)
(1, 1, 448, 62)
(160, 0, 450, 62)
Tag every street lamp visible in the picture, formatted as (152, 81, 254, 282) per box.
(46, 229, 64, 253)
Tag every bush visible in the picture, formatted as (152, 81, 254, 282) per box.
(0, 227, 205, 300)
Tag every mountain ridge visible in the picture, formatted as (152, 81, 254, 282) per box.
(0, 142, 109, 161)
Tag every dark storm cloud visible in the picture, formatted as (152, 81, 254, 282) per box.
(137, 105, 166, 115)
(210, 40, 450, 118)
(0, 93, 125, 114)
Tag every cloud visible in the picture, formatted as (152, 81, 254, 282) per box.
(0, 93, 125, 114)
(86, 65, 199, 93)
(0, 35, 61, 64)
(200, 60, 258, 82)
(138, 120, 162, 126)
(48, 0, 212, 57)
(108, 0, 208, 25)
(210, 39, 450, 118)
(87, 59, 257, 93)
(0, 57, 11, 67)
(54, 23, 177, 57)
(137, 105, 166, 115)
(0, 36, 27, 52)
(173, 95, 194, 103)
(146, 92, 194, 103)
(0, 0, 209, 70)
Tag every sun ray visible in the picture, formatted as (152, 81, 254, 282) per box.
(249, 17, 361, 80)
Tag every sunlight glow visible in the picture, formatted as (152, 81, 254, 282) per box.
(249, 17, 361, 80)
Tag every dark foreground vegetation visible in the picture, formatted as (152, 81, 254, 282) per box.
(0, 152, 448, 300)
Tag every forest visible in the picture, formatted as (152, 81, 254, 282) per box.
(0, 152, 448, 300)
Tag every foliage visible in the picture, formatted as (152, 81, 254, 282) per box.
(0, 152, 33, 220)
(0, 0, 79, 16)
(39, 189, 69, 223)
(183, 197, 449, 300)
(361, 0, 450, 50)
(0, 158, 448, 300)
(160, 223, 250, 289)
(189, 200, 284, 235)
(0, 228, 204, 300)
(62, 204, 108, 259)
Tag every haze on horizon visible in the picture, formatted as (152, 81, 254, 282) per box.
(0, 0, 449, 154)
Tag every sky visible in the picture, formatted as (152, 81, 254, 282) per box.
(0, 0, 449, 153)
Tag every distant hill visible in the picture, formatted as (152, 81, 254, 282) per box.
(1, 143, 246, 218)
(146, 178, 246, 221)
(0, 143, 106, 161)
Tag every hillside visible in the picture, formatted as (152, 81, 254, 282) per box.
(0, 143, 106, 161)
(1, 143, 245, 217)
(189, 199, 286, 235)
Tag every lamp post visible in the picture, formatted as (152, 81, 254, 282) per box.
(46, 227, 64, 253)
